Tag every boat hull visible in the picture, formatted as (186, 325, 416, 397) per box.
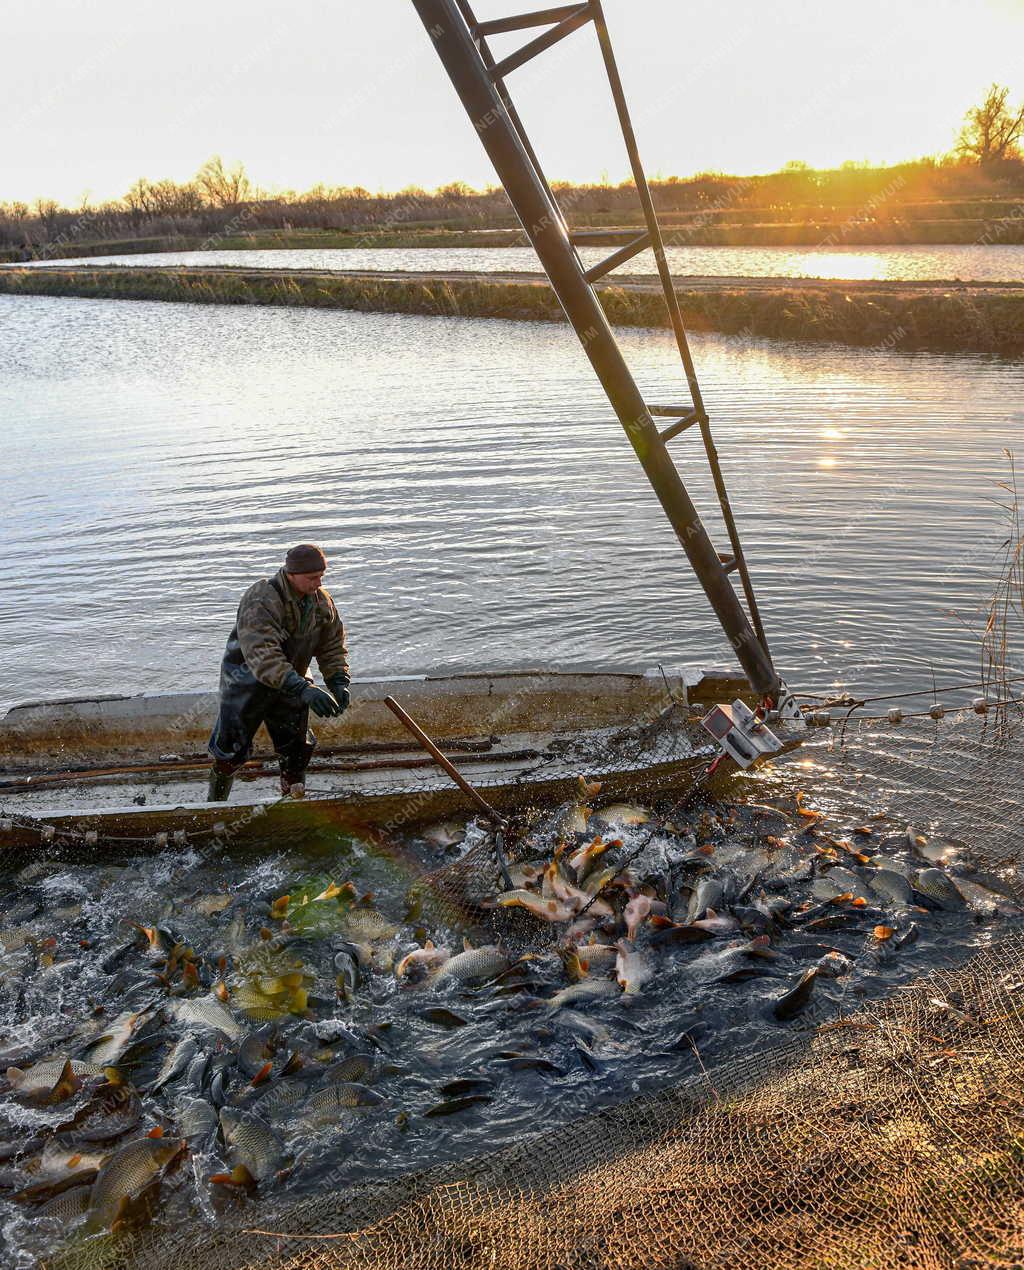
(0, 666, 784, 853)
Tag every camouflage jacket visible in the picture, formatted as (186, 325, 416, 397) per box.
(223, 569, 349, 691)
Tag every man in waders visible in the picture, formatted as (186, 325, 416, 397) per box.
(207, 544, 350, 801)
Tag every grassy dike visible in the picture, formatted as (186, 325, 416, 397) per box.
(1, 266, 1021, 357)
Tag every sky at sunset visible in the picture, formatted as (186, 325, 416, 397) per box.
(4, 0, 1023, 206)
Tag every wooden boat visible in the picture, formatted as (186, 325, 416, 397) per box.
(0, 666, 784, 853)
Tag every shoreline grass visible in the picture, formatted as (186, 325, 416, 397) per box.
(0, 266, 1020, 357)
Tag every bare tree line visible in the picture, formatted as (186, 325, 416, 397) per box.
(3, 83, 1023, 260)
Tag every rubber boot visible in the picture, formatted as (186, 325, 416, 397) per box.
(280, 772, 306, 800)
(207, 766, 235, 803)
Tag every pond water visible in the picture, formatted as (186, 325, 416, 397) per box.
(0, 292, 1021, 714)
(18, 242, 1024, 283)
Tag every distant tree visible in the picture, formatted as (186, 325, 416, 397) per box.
(33, 198, 60, 230)
(957, 84, 1024, 164)
(124, 177, 156, 215)
(148, 179, 204, 216)
(436, 179, 473, 199)
(125, 175, 206, 217)
(195, 156, 252, 207)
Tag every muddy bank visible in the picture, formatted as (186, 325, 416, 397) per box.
(0, 265, 1021, 356)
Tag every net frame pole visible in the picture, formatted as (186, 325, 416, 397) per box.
(411, 0, 780, 697)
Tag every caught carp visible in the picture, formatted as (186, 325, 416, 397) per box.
(568, 837, 609, 881)
(341, 908, 399, 943)
(623, 893, 652, 940)
(562, 942, 618, 980)
(689, 909, 740, 935)
(867, 868, 913, 906)
(546, 979, 620, 1010)
(913, 867, 966, 911)
(615, 940, 653, 995)
(87, 1136, 184, 1230)
(82, 1009, 151, 1067)
(772, 967, 820, 1021)
(593, 804, 649, 828)
(304, 1082, 384, 1126)
(423, 1094, 492, 1117)
(323, 1054, 374, 1084)
(6, 1058, 100, 1104)
(395, 940, 451, 980)
(38, 1183, 92, 1224)
(545, 864, 614, 918)
(687, 878, 724, 923)
(497, 890, 576, 923)
(433, 945, 510, 986)
(218, 1108, 284, 1184)
(169, 995, 243, 1041)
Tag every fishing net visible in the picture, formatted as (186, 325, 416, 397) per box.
(421, 700, 1024, 944)
(38, 705, 1024, 1270)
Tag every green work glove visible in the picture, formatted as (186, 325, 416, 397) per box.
(282, 671, 341, 718)
(327, 675, 351, 714)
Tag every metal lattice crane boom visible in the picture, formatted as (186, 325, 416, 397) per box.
(412, 0, 782, 700)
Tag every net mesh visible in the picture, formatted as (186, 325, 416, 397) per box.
(40, 706, 1024, 1270)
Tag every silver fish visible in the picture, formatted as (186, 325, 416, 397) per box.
(546, 979, 620, 1010)
(433, 945, 509, 986)
(868, 868, 913, 907)
(615, 940, 653, 995)
(687, 878, 724, 923)
(169, 995, 243, 1041)
(689, 909, 740, 935)
(818, 866, 873, 902)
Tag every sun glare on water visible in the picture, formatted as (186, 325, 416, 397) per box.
(788, 253, 891, 281)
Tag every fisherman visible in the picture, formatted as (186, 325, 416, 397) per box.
(207, 544, 350, 802)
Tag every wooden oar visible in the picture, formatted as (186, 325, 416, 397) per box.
(384, 696, 515, 889)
